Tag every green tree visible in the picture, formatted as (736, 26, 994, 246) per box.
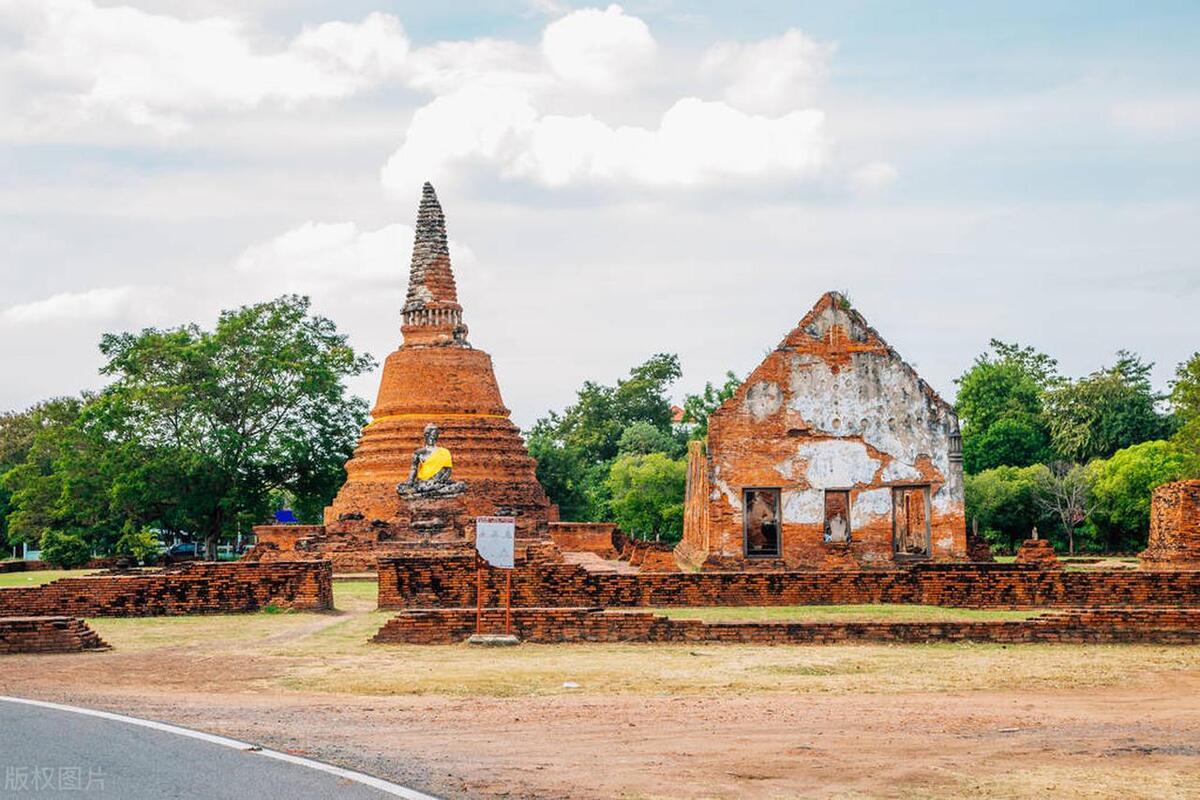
(1033, 462, 1095, 555)
(1169, 351, 1200, 474)
(1087, 440, 1187, 552)
(93, 295, 373, 559)
(606, 452, 687, 542)
(954, 340, 1056, 473)
(1044, 351, 1174, 464)
(963, 464, 1056, 553)
(681, 370, 741, 439)
(528, 354, 682, 521)
(617, 420, 684, 458)
(0, 399, 82, 550)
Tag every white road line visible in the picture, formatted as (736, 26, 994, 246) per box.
(0, 695, 440, 800)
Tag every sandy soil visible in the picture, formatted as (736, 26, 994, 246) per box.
(3, 593, 1199, 799)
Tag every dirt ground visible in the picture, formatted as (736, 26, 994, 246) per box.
(3, 583, 1199, 799)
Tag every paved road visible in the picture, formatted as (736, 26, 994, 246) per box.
(0, 698, 436, 800)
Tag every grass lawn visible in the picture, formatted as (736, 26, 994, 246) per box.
(653, 604, 1037, 623)
(0, 568, 97, 587)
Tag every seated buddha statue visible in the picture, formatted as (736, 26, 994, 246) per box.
(397, 424, 468, 499)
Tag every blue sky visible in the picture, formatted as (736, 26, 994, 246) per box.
(0, 1, 1197, 425)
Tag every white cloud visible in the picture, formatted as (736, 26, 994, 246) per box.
(702, 28, 834, 113)
(1, 0, 409, 134)
(383, 92, 828, 190)
(540, 4, 656, 92)
(850, 161, 899, 193)
(0, 286, 167, 325)
(406, 39, 547, 95)
(235, 220, 477, 292)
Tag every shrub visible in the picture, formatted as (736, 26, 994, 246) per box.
(39, 530, 91, 569)
(115, 528, 161, 563)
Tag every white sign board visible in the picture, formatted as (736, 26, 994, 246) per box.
(475, 516, 515, 569)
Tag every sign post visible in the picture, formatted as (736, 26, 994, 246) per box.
(474, 516, 516, 638)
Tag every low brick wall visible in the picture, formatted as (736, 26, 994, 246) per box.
(549, 523, 620, 558)
(373, 606, 1200, 646)
(0, 561, 47, 574)
(0, 617, 109, 654)
(378, 556, 1200, 610)
(0, 561, 333, 617)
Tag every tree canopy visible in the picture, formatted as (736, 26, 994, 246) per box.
(2, 295, 372, 559)
(528, 354, 688, 533)
(954, 340, 1056, 473)
(1044, 351, 1175, 464)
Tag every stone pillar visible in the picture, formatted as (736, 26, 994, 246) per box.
(1141, 480, 1200, 570)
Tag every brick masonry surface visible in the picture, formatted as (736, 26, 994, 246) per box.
(0, 561, 333, 617)
(1142, 480, 1200, 569)
(0, 617, 109, 654)
(378, 555, 1200, 610)
(373, 606, 1200, 646)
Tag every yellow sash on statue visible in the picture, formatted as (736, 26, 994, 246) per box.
(416, 446, 453, 481)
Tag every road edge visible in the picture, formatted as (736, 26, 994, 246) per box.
(0, 695, 441, 800)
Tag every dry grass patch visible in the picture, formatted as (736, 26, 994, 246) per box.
(275, 639, 1200, 698)
(930, 763, 1200, 799)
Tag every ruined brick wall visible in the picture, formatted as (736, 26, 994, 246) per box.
(373, 606, 1200, 646)
(0, 617, 109, 653)
(549, 523, 620, 557)
(677, 440, 711, 567)
(0, 561, 46, 573)
(677, 292, 967, 571)
(1142, 480, 1200, 570)
(0, 561, 333, 617)
(378, 556, 1200, 610)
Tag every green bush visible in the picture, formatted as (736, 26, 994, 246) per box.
(115, 528, 160, 563)
(606, 452, 686, 542)
(1088, 440, 1187, 552)
(964, 465, 1056, 553)
(39, 530, 92, 569)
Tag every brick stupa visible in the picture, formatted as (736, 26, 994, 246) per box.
(251, 184, 556, 570)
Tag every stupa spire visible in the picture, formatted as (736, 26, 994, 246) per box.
(401, 182, 468, 346)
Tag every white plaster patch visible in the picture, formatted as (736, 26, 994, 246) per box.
(773, 454, 803, 481)
(713, 477, 742, 511)
(881, 460, 921, 482)
(796, 440, 879, 488)
(787, 352, 954, 467)
(744, 380, 783, 421)
(931, 484, 958, 514)
(782, 489, 823, 524)
(850, 488, 892, 529)
(935, 536, 954, 552)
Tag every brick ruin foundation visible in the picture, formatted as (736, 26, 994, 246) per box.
(0, 617, 109, 654)
(1141, 480, 1200, 570)
(676, 292, 969, 572)
(373, 606, 1200, 646)
(247, 183, 556, 572)
(378, 554, 1200, 610)
(0, 561, 332, 617)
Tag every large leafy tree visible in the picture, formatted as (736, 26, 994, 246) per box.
(1170, 351, 1200, 474)
(0, 398, 114, 551)
(93, 295, 373, 558)
(528, 354, 683, 522)
(954, 340, 1057, 473)
(1044, 351, 1174, 464)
